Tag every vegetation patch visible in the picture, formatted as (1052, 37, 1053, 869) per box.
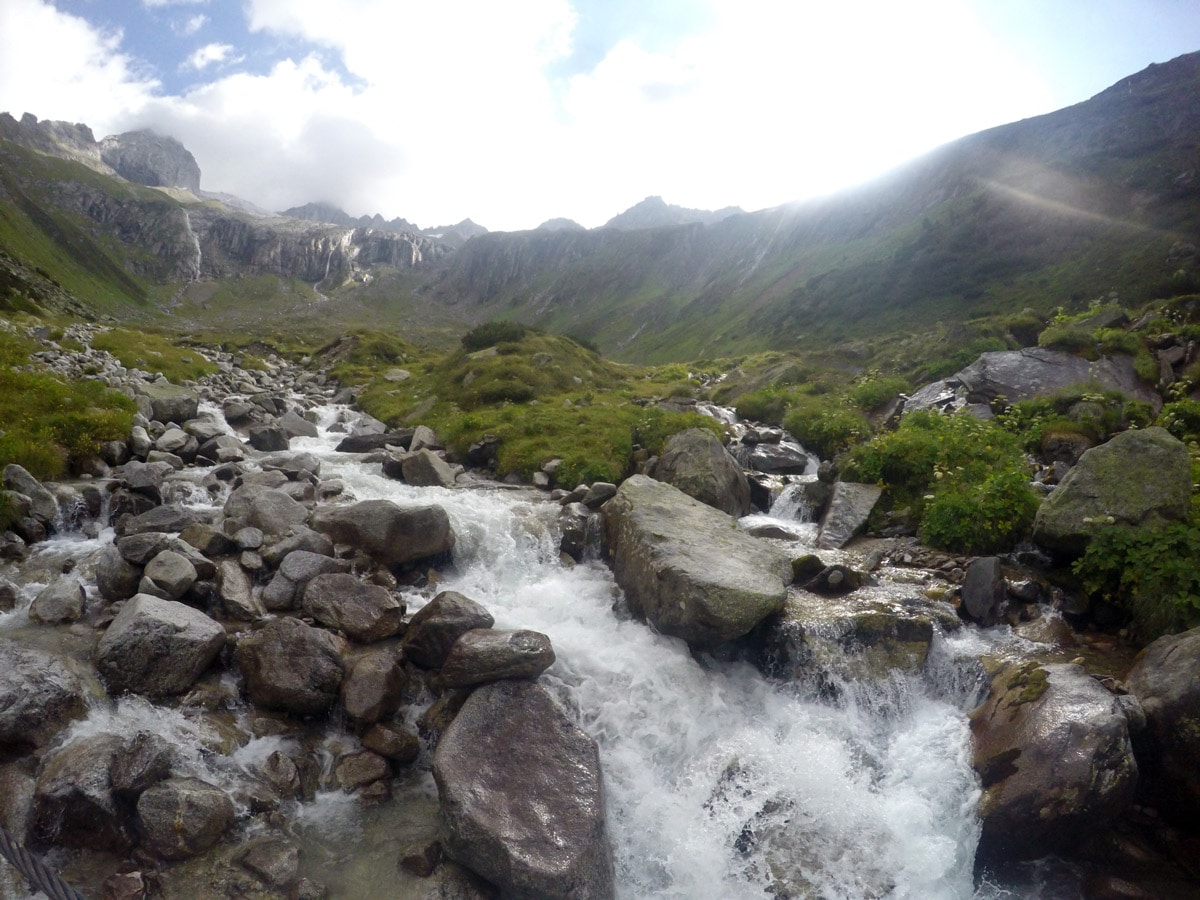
(91, 328, 217, 382)
(0, 330, 135, 480)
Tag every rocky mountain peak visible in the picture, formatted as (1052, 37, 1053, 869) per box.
(604, 195, 744, 231)
(0, 112, 112, 172)
(99, 129, 201, 194)
(537, 217, 586, 232)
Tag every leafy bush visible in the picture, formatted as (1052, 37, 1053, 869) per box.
(847, 372, 908, 412)
(736, 388, 790, 425)
(1159, 399, 1200, 443)
(1074, 521, 1200, 641)
(782, 396, 871, 460)
(844, 411, 1037, 552)
(461, 320, 527, 351)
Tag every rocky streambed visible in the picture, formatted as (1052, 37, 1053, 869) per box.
(0, 330, 1198, 899)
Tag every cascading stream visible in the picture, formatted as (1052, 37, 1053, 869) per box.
(292, 416, 996, 899)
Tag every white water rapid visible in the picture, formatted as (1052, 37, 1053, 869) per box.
(288, 412, 998, 899)
(0, 402, 1020, 898)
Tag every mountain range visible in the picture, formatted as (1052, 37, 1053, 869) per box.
(1, 51, 1198, 361)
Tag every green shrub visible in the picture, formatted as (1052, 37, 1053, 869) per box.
(847, 373, 908, 412)
(461, 320, 527, 351)
(1159, 399, 1200, 442)
(844, 410, 1036, 551)
(782, 396, 871, 460)
(91, 329, 217, 382)
(736, 388, 789, 425)
(1074, 521, 1200, 641)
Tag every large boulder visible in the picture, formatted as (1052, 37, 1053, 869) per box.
(223, 485, 309, 537)
(32, 733, 132, 851)
(649, 427, 750, 516)
(394, 448, 459, 488)
(433, 680, 614, 899)
(29, 577, 86, 624)
(96, 594, 225, 697)
(135, 380, 200, 424)
(310, 499, 455, 570)
(301, 573, 405, 643)
(340, 648, 407, 725)
(401, 591, 495, 669)
(2, 463, 59, 522)
(970, 661, 1138, 863)
(954, 347, 1161, 409)
(1032, 427, 1192, 555)
(234, 617, 344, 716)
(816, 482, 882, 550)
(0, 642, 87, 748)
(601, 475, 790, 649)
(1124, 626, 1200, 828)
(136, 777, 234, 860)
(440, 629, 556, 687)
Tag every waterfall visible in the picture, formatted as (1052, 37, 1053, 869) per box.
(770, 480, 814, 522)
(181, 209, 202, 281)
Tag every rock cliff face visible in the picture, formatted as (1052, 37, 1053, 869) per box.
(0, 112, 114, 173)
(100, 130, 202, 194)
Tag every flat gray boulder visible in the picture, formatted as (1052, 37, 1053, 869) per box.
(649, 427, 750, 516)
(601, 475, 791, 648)
(401, 591, 495, 669)
(440, 629, 556, 687)
(301, 573, 405, 643)
(1033, 427, 1192, 555)
(135, 380, 199, 424)
(0, 642, 87, 748)
(310, 499, 455, 570)
(96, 594, 225, 697)
(817, 481, 882, 550)
(434, 680, 614, 899)
(223, 484, 309, 537)
(956, 347, 1161, 408)
(234, 617, 344, 716)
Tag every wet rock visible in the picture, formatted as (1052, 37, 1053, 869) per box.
(234, 617, 345, 716)
(116, 505, 209, 537)
(217, 559, 266, 620)
(1124, 626, 1200, 828)
(29, 577, 86, 624)
(335, 750, 390, 791)
(341, 648, 407, 725)
(197, 433, 246, 464)
(0, 641, 86, 748)
(732, 440, 816, 476)
(601, 475, 790, 649)
(970, 662, 1138, 863)
(121, 459, 169, 503)
(181, 522, 236, 557)
(262, 572, 299, 611)
(32, 733, 131, 851)
(142, 549, 198, 601)
(110, 731, 175, 798)
(961, 557, 1007, 626)
(361, 723, 420, 764)
(397, 449, 459, 488)
(247, 424, 290, 452)
(1033, 427, 1192, 556)
(279, 410, 319, 439)
(410, 425, 441, 452)
(261, 527, 335, 567)
(757, 592, 958, 682)
(334, 428, 415, 453)
(2, 463, 59, 522)
(558, 502, 592, 562)
(797, 564, 864, 596)
(310, 499, 455, 570)
(401, 591, 495, 669)
(135, 380, 199, 424)
(648, 427, 750, 516)
(239, 837, 300, 889)
(137, 777, 234, 860)
(434, 680, 613, 899)
(224, 485, 309, 537)
(0, 576, 17, 612)
(816, 481, 882, 550)
(301, 573, 405, 643)
(96, 594, 225, 697)
(582, 482, 617, 509)
(279, 549, 348, 585)
(117, 531, 173, 566)
(440, 629, 556, 687)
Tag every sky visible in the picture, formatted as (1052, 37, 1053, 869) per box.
(1, 1, 1199, 232)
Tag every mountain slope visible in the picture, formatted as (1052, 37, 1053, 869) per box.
(424, 52, 1200, 361)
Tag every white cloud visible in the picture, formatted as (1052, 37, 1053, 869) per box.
(0, 0, 159, 137)
(182, 42, 240, 71)
(177, 14, 208, 36)
(142, 0, 208, 8)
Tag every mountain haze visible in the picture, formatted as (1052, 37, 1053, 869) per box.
(0, 52, 1198, 360)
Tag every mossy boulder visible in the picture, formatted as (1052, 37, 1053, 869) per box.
(970, 662, 1139, 863)
(601, 475, 790, 649)
(1032, 427, 1192, 556)
(649, 427, 750, 517)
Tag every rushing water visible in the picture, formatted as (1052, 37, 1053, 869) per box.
(290, 415, 997, 898)
(1, 404, 1016, 899)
